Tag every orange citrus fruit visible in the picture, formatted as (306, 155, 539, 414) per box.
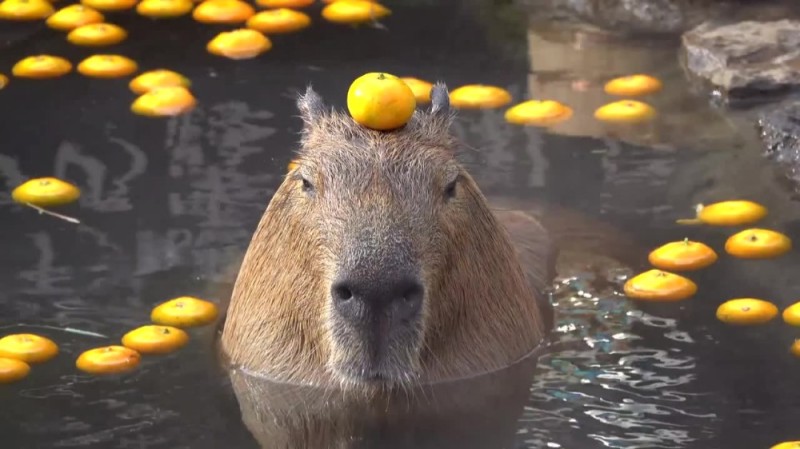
(77, 54, 138, 78)
(192, 0, 254, 24)
(67, 23, 127, 46)
(347, 71, 417, 131)
(245, 8, 310, 34)
(80, 0, 137, 11)
(623, 269, 697, 302)
(449, 84, 512, 109)
(129, 69, 190, 94)
(647, 239, 718, 272)
(76, 346, 141, 375)
(594, 100, 656, 124)
(151, 296, 219, 328)
(321, 0, 389, 24)
(400, 77, 433, 104)
(131, 86, 197, 117)
(207, 29, 271, 59)
(11, 177, 80, 207)
(136, 0, 193, 17)
(697, 200, 767, 226)
(0, 358, 30, 384)
(0, 0, 54, 20)
(121, 325, 189, 354)
(716, 298, 779, 325)
(604, 74, 663, 97)
(724, 228, 792, 259)
(46, 4, 103, 30)
(504, 99, 573, 127)
(0, 334, 59, 364)
(12, 55, 72, 79)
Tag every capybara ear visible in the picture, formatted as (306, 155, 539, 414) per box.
(429, 82, 450, 116)
(296, 84, 326, 127)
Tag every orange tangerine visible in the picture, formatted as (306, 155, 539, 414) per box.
(724, 228, 792, 259)
(77, 54, 137, 78)
(192, 0, 254, 24)
(12, 55, 72, 79)
(696, 200, 767, 226)
(0, 0, 54, 20)
(121, 325, 189, 354)
(246, 8, 310, 34)
(321, 0, 389, 25)
(791, 341, 800, 358)
(449, 84, 512, 109)
(255, 0, 314, 7)
(0, 358, 30, 384)
(647, 238, 718, 272)
(207, 28, 271, 59)
(131, 86, 197, 117)
(287, 159, 299, 172)
(716, 298, 779, 325)
(604, 74, 663, 97)
(80, 0, 137, 11)
(76, 345, 141, 375)
(136, 0, 193, 17)
(151, 296, 219, 328)
(129, 69, 190, 94)
(0, 74, 7, 89)
(347, 72, 416, 131)
(0, 334, 58, 364)
(783, 301, 800, 326)
(623, 269, 697, 302)
(46, 4, 104, 30)
(400, 77, 433, 104)
(504, 99, 573, 127)
(773, 442, 800, 449)
(12, 177, 80, 207)
(594, 99, 656, 124)
(67, 23, 127, 46)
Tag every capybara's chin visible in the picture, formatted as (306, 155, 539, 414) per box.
(328, 315, 424, 388)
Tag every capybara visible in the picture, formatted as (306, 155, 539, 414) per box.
(219, 82, 556, 391)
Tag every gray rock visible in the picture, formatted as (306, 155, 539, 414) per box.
(682, 20, 800, 103)
(521, 0, 731, 35)
(757, 102, 800, 198)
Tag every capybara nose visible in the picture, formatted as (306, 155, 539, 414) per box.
(331, 274, 424, 324)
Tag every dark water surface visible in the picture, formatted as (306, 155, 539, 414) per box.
(2, 1, 800, 448)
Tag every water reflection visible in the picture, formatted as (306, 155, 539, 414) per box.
(227, 344, 543, 449)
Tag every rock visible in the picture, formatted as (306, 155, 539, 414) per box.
(520, 0, 732, 35)
(682, 20, 800, 103)
(757, 101, 800, 197)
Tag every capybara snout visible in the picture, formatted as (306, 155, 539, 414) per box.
(330, 271, 425, 326)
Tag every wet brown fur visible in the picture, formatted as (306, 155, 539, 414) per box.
(220, 84, 552, 391)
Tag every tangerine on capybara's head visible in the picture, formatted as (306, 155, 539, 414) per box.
(220, 83, 549, 391)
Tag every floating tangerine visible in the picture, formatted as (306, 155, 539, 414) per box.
(0, 358, 30, 384)
(0, 334, 59, 364)
(129, 69, 189, 94)
(504, 99, 573, 127)
(321, 0, 389, 25)
(255, 0, 313, 7)
(151, 296, 219, 328)
(246, 8, 310, 34)
(716, 298, 779, 325)
(12, 177, 80, 207)
(783, 301, 800, 326)
(67, 23, 127, 46)
(46, 4, 103, 30)
(287, 159, 299, 172)
(773, 442, 800, 449)
(347, 72, 416, 131)
(0, 74, 7, 89)
(121, 325, 189, 354)
(400, 77, 433, 104)
(131, 86, 197, 117)
(77, 54, 138, 78)
(136, 0, 193, 18)
(696, 200, 767, 226)
(604, 74, 663, 97)
(0, 0, 54, 20)
(449, 84, 512, 110)
(207, 28, 271, 59)
(322, 0, 377, 2)
(622, 269, 697, 302)
(724, 228, 792, 259)
(594, 99, 656, 124)
(12, 55, 72, 79)
(80, 0, 136, 11)
(647, 239, 718, 272)
(192, 0, 253, 24)
(76, 345, 141, 375)
(791, 342, 800, 358)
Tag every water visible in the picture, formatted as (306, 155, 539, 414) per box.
(2, 0, 800, 448)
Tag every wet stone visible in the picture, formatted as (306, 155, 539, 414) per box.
(682, 19, 800, 103)
(757, 101, 800, 198)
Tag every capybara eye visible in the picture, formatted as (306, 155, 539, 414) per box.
(300, 177, 314, 193)
(443, 179, 457, 200)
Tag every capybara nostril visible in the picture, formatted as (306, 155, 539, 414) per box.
(331, 275, 424, 324)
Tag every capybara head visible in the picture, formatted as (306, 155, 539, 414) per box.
(221, 82, 548, 392)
